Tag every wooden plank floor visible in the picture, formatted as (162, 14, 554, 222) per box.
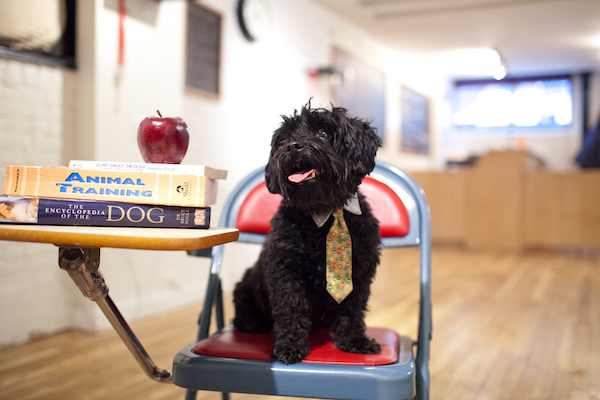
(1, 246, 599, 400)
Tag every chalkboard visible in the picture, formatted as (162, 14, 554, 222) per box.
(401, 85, 430, 154)
(186, 3, 221, 97)
(332, 48, 386, 143)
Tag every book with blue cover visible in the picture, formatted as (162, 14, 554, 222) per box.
(0, 196, 210, 229)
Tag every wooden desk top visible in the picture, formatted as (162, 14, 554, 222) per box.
(0, 224, 239, 251)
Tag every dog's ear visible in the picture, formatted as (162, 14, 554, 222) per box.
(332, 107, 382, 181)
(265, 153, 280, 194)
(265, 135, 281, 194)
(265, 116, 294, 195)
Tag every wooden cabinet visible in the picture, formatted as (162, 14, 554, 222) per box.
(524, 172, 600, 249)
(409, 150, 600, 251)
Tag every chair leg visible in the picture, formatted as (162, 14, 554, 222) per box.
(187, 280, 226, 400)
(198, 273, 221, 340)
(215, 278, 225, 330)
(194, 308, 204, 342)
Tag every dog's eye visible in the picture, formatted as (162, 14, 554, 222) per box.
(318, 130, 329, 139)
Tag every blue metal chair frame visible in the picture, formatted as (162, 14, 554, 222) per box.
(178, 160, 431, 400)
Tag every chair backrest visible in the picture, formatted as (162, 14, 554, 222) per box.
(220, 160, 425, 249)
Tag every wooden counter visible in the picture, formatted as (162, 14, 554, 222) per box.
(410, 151, 600, 251)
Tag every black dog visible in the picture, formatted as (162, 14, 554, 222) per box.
(233, 104, 382, 364)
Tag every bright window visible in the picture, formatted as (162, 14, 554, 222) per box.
(451, 76, 573, 131)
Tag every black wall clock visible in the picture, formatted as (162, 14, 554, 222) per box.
(236, 0, 270, 42)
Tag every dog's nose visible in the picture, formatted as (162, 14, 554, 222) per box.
(286, 142, 302, 152)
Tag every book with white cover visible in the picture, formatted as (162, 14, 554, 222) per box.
(68, 160, 227, 180)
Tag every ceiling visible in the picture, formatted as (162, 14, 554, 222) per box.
(312, 0, 600, 79)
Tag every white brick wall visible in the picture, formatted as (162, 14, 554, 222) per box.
(0, 58, 74, 346)
(0, 59, 64, 166)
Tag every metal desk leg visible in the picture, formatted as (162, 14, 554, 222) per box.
(58, 247, 173, 383)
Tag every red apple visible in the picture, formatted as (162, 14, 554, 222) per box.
(137, 110, 190, 164)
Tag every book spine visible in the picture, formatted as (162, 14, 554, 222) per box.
(0, 196, 211, 229)
(3, 166, 212, 207)
(69, 160, 206, 175)
(68, 160, 228, 180)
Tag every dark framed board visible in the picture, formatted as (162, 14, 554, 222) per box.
(331, 48, 386, 143)
(186, 3, 221, 98)
(401, 85, 429, 154)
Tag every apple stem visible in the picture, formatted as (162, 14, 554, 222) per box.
(157, 110, 163, 118)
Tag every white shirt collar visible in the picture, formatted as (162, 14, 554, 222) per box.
(311, 193, 362, 228)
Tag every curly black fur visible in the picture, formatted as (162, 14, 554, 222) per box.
(233, 104, 383, 364)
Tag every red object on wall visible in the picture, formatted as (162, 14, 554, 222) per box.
(118, 0, 126, 68)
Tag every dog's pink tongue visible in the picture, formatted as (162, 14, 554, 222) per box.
(288, 169, 316, 183)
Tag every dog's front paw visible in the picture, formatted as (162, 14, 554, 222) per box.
(337, 337, 381, 354)
(272, 343, 311, 364)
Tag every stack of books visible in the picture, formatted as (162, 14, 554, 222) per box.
(0, 160, 227, 229)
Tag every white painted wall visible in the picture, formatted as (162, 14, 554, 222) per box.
(0, 0, 591, 346)
(0, 59, 76, 345)
(0, 0, 441, 345)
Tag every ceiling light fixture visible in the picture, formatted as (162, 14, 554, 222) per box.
(433, 48, 507, 79)
(492, 49, 507, 80)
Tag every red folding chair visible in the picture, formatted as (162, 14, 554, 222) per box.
(177, 160, 432, 400)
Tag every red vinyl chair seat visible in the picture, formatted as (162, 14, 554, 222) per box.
(193, 326, 399, 366)
(236, 176, 410, 238)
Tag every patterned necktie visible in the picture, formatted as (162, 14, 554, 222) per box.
(326, 209, 353, 303)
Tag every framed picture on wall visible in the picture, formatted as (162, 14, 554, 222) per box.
(401, 85, 429, 154)
(186, 3, 221, 98)
(331, 48, 386, 143)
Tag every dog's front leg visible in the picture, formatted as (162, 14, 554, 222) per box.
(267, 269, 312, 364)
(331, 298, 381, 354)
